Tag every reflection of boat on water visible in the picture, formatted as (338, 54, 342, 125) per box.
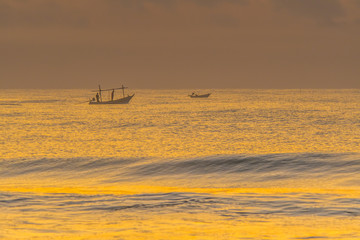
(189, 93, 211, 98)
(89, 85, 134, 104)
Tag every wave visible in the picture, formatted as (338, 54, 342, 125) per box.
(20, 99, 62, 104)
(0, 100, 21, 106)
(131, 153, 360, 175)
(0, 157, 140, 178)
(0, 99, 62, 106)
(1, 153, 359, 185)
(2, 188, 359, 218)
(1, 153, 360, 223)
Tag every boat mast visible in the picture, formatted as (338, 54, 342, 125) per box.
(91, 85, 129, 101)
(98, 85, 102, 102)
(120, 85, 127, 97)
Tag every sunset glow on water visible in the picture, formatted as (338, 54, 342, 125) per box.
(1, 89, 360, 239)
(2, 0, 360, 238)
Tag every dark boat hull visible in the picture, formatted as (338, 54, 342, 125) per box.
(189, 93, 211, 98)
(89, 94, 134, 104)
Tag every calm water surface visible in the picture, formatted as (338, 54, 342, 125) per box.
(1, 89, 360, 239)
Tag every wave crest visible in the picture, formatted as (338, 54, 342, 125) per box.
(1, 153, 359, 185)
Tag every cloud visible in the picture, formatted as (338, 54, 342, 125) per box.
(103, 0, 248, 9)
(104, 0, 176, 9)
(190, 0, 249, 7)
(0, 0, 87, 27)
(0, 0, 250, 28)
(272, 0, 345, 24)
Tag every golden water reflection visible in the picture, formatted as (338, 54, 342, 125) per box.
(1, 89, 360, 239)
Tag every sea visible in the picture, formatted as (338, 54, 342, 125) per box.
(1, 89, 360, 239)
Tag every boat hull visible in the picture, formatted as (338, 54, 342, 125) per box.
(189, 93, 211, 98)
(89, 94, 134, 104)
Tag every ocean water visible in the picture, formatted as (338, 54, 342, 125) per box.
(1, 89, 360, 239)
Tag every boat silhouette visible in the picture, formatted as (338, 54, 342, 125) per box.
(189, 93, 211, 98)
(89, 85, 134, 104)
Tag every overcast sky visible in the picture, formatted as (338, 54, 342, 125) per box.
(1, 0, 360, 89)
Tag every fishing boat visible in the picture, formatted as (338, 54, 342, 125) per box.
(89, 85, 134, 104)
(189, 93, 211, 98)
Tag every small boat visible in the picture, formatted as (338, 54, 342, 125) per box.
(89, 85, 134, 104)
(189, 93, 211, 98)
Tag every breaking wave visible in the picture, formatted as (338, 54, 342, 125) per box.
(1, 153, 359, 185)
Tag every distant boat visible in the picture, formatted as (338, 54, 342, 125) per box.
(189, 93, 211, 98)
(89, 85, 134, 104)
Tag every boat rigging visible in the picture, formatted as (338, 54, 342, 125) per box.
(89, 85, 134, 104)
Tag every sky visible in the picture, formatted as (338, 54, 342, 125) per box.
(1, 0, 360, 89)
